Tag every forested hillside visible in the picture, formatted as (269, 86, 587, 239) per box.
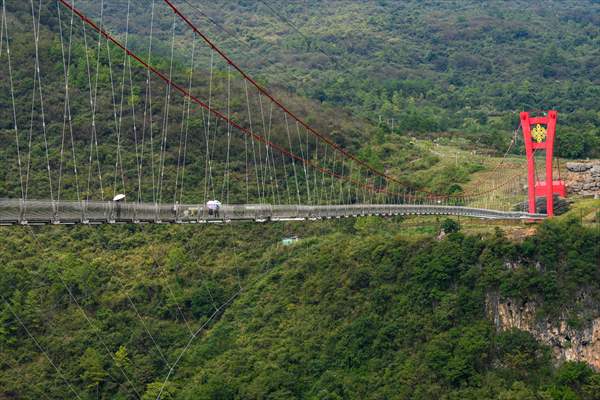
(1, 1, 600, 399)
(1, 217, 599, 399)
(129, 0, 600, 158)
(0, 0, 377, 202)
(0, 0, 498, 203)
(14, 0, 598, 161)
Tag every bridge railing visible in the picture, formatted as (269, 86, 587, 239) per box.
(0, 199, 546, 225)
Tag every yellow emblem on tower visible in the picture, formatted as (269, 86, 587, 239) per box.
(531, 124, 547, 143)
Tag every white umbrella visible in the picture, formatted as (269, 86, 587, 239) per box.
(206, 200, 222, 209)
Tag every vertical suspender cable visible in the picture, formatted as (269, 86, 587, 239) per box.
(176, 40, 196, 205)
(30, 0, 54, 202)
(113, 0, 133, 200)
(244, 80, 262, 203)
(295, 122, 311, 204)
(1, 0, 24, 200)
(158, 14, 177, 206)
(127, 40, 141, 204)
(105, 26, 124, 199)
(84, 0, 105, 200)
(56, 1, 80, 203)
(141, 0, 157, 204)
(222, 63, 232, 204)
(203, 50, 215, 204)
(257, 93, 270, 201)
(284, 114, 301, 205)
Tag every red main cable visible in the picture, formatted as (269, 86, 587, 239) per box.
(58, 0, 519, 202)
(162, 0, 526, 201)
(56, 0, 386, 197)
(161, 0, 404, 186)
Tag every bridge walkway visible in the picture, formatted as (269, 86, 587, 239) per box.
(0, 199, 546, 225)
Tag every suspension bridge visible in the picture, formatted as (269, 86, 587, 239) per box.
(0, 2, 572, 400)
(0, 0, 555, 226)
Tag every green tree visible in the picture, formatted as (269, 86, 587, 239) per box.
(80, 348, 107, 398)
(498, 381, 536, 400)
(441, 218, 460, 234)
(142, 382, 175, 400)
(114, 345, 130, 370)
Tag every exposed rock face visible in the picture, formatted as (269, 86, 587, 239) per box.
(565, 161, 600, 197)
(566, 162, 593, 173)
(486, 292, 600, 371)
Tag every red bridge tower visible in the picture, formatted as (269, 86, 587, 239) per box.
(520, 110, 566, 217)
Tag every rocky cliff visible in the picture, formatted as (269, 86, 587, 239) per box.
(566, 161, 600, 197)
(487, 292, 600, 371)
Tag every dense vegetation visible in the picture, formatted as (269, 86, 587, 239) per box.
(0, 0, 380, 202)
(1, 217, 599, 399)
(0, 0, 490, 202)
(1, 1, 600, 399)
(138, 0, 600, 158)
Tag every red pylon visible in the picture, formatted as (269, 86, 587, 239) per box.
(520, 110, 566, 217)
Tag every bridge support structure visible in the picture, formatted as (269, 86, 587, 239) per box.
(0, 199, 546, 225)
(520, 110, 566, 217)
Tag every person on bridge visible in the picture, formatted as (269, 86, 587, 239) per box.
(113, 194, 126, 220)
(206, 200, 222, 217)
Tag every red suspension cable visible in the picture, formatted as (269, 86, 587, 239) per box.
(162, 0, 404, 186)
(56, 0, 385, 197)
(164, 0, 531, 202)
(58, 0, 526, 203)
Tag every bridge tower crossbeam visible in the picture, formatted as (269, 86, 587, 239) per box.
(520, 110, 566, 217)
